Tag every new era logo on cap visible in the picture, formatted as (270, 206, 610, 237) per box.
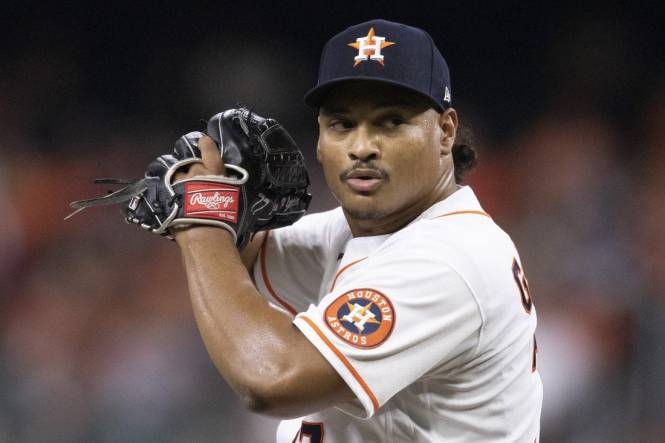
(305, 19, 452, 111)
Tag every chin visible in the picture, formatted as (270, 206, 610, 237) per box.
(342, 202, 392, 221)
(335, 188, 394, 220)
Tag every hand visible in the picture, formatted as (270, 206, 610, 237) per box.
(174, 135, 226, 180)
(105, 107, 309, 248)
(172, 135, 235, 244)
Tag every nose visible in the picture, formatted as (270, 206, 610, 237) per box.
(348, 126, 380, 162)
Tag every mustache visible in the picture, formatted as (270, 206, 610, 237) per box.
(339, 162, 388, 181)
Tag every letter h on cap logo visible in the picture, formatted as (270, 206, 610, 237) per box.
(348, 27, 395, 67)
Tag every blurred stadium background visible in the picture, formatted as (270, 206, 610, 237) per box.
(1, 1, 663, 442)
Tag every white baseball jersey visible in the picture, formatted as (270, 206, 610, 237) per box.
(253, 186, 542, 442)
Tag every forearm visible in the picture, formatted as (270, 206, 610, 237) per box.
(177, 228, 298, 395)
(165, 133, 351, 416)
(177, 227, 354, 417)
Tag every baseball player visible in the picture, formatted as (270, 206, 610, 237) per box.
(177, 19, 541, 442)
(77, 18, 542, 442)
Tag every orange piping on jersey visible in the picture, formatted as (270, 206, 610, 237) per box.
(299, 315, 379, 414)
(329, 257, 367, 292)
(259, 230, 297, 316)
(433, 210, 491, 219)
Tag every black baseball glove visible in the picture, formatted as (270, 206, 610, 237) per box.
(68, 108, 311, 248)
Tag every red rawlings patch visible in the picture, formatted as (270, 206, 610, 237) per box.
(183, 181, 239, 223)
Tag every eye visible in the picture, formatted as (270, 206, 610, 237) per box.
(329, 120, 355, 131)
(383, 115, 406, 128)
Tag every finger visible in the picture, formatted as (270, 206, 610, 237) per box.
(198, 135, 226, 175)
(174, 162, 207, 182)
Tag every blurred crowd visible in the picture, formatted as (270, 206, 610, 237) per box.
(1, 5, 663, 442)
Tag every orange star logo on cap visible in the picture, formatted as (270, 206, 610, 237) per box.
(348, 27, 396, 67)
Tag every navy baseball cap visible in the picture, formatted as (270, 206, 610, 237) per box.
(305, 19, 452, 111)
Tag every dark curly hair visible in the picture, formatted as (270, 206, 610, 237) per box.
(451, 122, 478, 184)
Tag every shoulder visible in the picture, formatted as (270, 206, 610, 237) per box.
(268, 206, 350, 253)
(377, 206, 519, 296)
(293, 206, 347, 232)
(392, 186, 514, 254)
(386, 208, 512, 258)
(285, 206, 349, 240)
(422, 210, 513, 250)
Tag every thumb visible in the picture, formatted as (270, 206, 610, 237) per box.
(198, 135, 226, 175)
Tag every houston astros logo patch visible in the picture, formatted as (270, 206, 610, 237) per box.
(348, 27, 396, 67)
(325, 288, 395, 348)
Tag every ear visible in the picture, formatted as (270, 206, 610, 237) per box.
(438, 108, 458, 156)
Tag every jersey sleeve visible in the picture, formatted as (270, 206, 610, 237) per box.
(253, 208, 347, 316)
(292, 230, 483, 418)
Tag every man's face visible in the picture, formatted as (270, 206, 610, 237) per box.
(317, 82, 456, 232)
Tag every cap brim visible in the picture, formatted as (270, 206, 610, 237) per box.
(304, 76, 445, 112)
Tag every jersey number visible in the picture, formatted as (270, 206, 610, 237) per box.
(512, 258, 533, 313)
(512, 258, 538, 372)
(292, 421, 324, 443)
